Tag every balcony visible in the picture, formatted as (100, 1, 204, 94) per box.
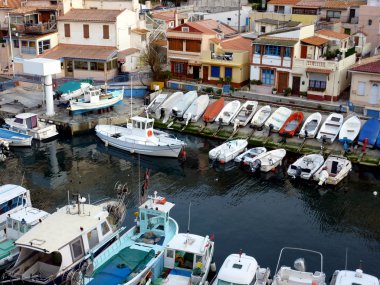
(211, 52, 234, 61)
(293, 58, 338, 70)
(21, 47, 36, 54)
(14, 21, 57, 35)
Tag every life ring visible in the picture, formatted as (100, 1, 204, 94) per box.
(147, 130, 153, 137)
(158, 197, 166, 204)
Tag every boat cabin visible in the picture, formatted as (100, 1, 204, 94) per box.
(131, 116, 155, 138)
(7, 201, 117, 284)
(84, 87, 102, 103)
(0, 185, 31, 229)
(332, 269, 379, 285)
(9, 113, 40, 130)
(163, 233, 213, 283)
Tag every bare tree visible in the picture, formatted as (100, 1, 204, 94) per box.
(140, 42, 163, 81)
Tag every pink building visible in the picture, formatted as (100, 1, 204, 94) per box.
(358, 0, 380, 55)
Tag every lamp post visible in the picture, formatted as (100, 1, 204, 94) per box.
(7, 13, 15, 78)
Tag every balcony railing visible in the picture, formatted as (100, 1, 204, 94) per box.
(21, 47, 36, 54)
(211, 52, 233, 61)
(293, 58, 338, 70)
(15, 21, 57, 34)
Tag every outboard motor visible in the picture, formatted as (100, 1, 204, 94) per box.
(250, 159, 261, 173)
(294, 258, 306, 272)
(318, 170, 329, 186)
(160, 108, 165, 120)
(172, 107, 178, 117)
(293, 166, 302, 178)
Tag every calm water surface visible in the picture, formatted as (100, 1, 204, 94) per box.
(1, 133, 380, 278)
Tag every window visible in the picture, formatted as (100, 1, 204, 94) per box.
(83, 24, 89, 38)
(169, 21, 174, 27)
(101, 221, 110, 236)
(90, 62, 104, 71)
(369, 19, 372, 26)
(64, 23, 70, 37)
(210, 43, 215, 52)
(264, 45, 281, 56)
(274, 5, 285, 13)
(254, 45, 261, 54)
(0, 195, 26, 214)
(357, 81, 366, 96)
(260, 26, 266, 33)
(227, 17, 231, 21)
(309, 80, 327, 91)
(186, 40, 201, 52)
(181, 26, 189, 32)
(38, 39, 50, 54)
(292, 8, 318, 15)
(168, 39, 183, 51)
(166, 250, 174, 258)
(262, 69, 274, 85)
(327, 10, 341, 19)
(211, 66, 220, 77)
(225, 67, 232, 78)
(284, 47, 291, 57)
(70, 238, 84, 261)
(13, 40, 19, 48)
(174, 62, 185, 74)
(103, 25, 109, 39)
(87, 228, 99, 249)
(74, 61, 88, 70)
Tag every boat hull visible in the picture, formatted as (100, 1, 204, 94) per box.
(69, 92, 123, 114)
(358, 118, 380, 148)
(0, 129, 32, 147)
(203, 98, 225, 123)
(279, 112, 304, 138)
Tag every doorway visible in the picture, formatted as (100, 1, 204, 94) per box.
(193, 66, 200, 79)
(277, 72, 289, 93)
(301, 45, 307, 59)
(292, 76, 301, 95)
(369, 84, 379, 104)
(65, 60, 73, 77)
(202, 66, 209, 82)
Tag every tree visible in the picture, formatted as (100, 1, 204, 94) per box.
(140, 42, 163, 81)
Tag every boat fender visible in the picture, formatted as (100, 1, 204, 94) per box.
(210, 261, 217, 272)
(81, 260, 94, 278)
(147, 129, 153, 137)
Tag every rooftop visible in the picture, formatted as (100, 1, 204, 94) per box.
(58, 8, 124, 22)
(255, 18, 300, 27)
(39, 44, 117, 61)
(316, 29, 349, 40)
(9, 207, 49, 225)
(0, 0, 21, 9)
(301, 36, 329, 46)
(0, 184, 28, 204)
(220, 36, 252, 52)
(350, 55, 380, 74)
(16, 203, 109, 253)
(139, 193, 175, 214)
(152, 10, 187, 21)
(253, 36, 298, 47)
(167, 233, 211, 255)
(295, 0, 366, 8)
(185, 19, 237, 36)
(268, 0, 301, 5)
(217, 254, 258, 284)
(335, 270, 379, 285)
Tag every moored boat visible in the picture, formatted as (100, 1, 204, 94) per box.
(69, 86, 124, 115)
(249, 149, 286, 173)
(299, 112, 322, 139)
(358, 118, 380, 148)
(234, 101, 258, 127)
(316, 113, 344, 143)
(54, 80, 92, 102)
(287, 154, 324, 180)
(251, 105, 271, 128)
(330, 268, 379, 285)
(313, 155, 352, 185)
(95, 116, 186, 158)
(339, 116, 361, 144)
(234, 147, 267, 165)
(172, 90, 198, 118)
(209, 139, 248, 163)
(146, 93, 168, 115)
(0, 185, 32, 225)
(264, 107, 292, 132)
(0, 128, 32, 147)
(157, 92, 184, 123)
(183, 94, 210, 124)
(279, 111, 304, 138)
(5, 113, 58, 141)
(215, 100, 241, 125)
(203, 98, 225, 123)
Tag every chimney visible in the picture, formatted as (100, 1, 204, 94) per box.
(174, 10, 178, 27)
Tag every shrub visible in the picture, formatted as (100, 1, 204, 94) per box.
(300, 91, 308, 97)
(250, 79, 262, 85)
(204, 87, 213, 94)
(218, 77, 224, 84)
(284, 87, 292, 96)
(216, 89, 222, 95)
(272, 87, 277, 92)
(225, 76, 232, 83)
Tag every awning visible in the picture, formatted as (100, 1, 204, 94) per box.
(306, 68, 333, 74)
(131, 28, 149, 35)
(188, 61, 201, 66)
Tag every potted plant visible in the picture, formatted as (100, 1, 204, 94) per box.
(217, 77, 224, 87)
(300, 91, 307, 98)
(284, 87, 292, 97)
(191, 262, 203, 285)
(225, 76, 232, 84)
(272, 87, 277, 95)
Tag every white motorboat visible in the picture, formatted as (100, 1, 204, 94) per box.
(287, 154, 325, 180)
(234, 147, 267, 165)
(313, 155, 352, 185)
(251, 105, 271, 128)
(0, 206, 49, 270)
(95, 116, 186, 158)
(56, 81, 92, 102)
(183, 94, 210, 125)
(0, 185, 31, 227)
(146, 92, 168, 114)
(4, 189, 127, 285)
(0, 128, 32, 147)
(172, 90, 198, 118)
(316, 113, 344, 143)
(157, 91, 184, 123)
(272, 247, 326, 285)
(299, 112, 322, 138)
(264, 107, 292, 132)
(330, 269, 379, 285)
(215, 100, 242, 125)
(5, 113, 58, 141)
(69, 86, 124, 115)
(338, 116, 361, 143)
(209, 139, 248, 163)
(234, 101, 258, 126)
(211, 253, 271, 285)
(249, 149, 286, 173)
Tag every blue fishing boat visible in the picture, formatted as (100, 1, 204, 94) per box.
(0, 128, 32, 147)
(376, 131, 380, 148)
(358, 118, 380, 148)
(84, 191, 178, 285)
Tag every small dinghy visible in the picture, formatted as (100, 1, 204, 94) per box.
(287, 154, 324, 180)
(249, 149, 287, 173)
(234, 147, 267, 165)
(183, 94, 210, 124)
(339, 116, 361, 146)
(215, 100, 242, 125)
(279, 111, 304, 138)
(234, 101, 258, 126)
(172, 90, 198, 118)
(264, 107, 292, 132)
(156, 91, 183, 122)
(203, 98, 225, 123)
(209, 139, 248, 163)
(358, 118, 380, 148)
(316, 113, 344, 143)
(146, 93, 168, 115)
(313, 155, 352, 185)
(54, 80, 92, 102)
(299, 112, 322, 138)
(251, 105, 271, 128)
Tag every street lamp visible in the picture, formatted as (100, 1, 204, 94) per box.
(6, 12, 15, 78)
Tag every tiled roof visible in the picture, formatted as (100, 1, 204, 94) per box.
(316, 29, 349, 40)
(188, 19, 237, 36)
(254, 18, 301, 28)
(39, 44, 117, 61)
(210, 38, 222, 44)
(58, 9, 124, 22)
(0, 0, 21, 8)
(253, 37, 298, 46)
(118, 48, 139, 57)
(220, 36, 252, 52)
(306, 68, 333, 74)
(9, 7, 37, 14)
(350, 56, 380, 74)
(295, 0, 366, 8)
(268, 0, 301, 5)
(301, 36, 329, 46)
(152, 10, 187, 21)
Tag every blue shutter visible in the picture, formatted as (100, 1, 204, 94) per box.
(211, 66, 220, 77)
(225, 67, 232, 78)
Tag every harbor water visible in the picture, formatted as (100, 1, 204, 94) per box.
(1, 132, 380, 278)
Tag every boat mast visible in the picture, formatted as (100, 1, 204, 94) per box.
(186, 202, 191, 242)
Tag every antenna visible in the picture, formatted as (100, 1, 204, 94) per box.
(345, 248, 348, 270)
(186, 202, 191, 242)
